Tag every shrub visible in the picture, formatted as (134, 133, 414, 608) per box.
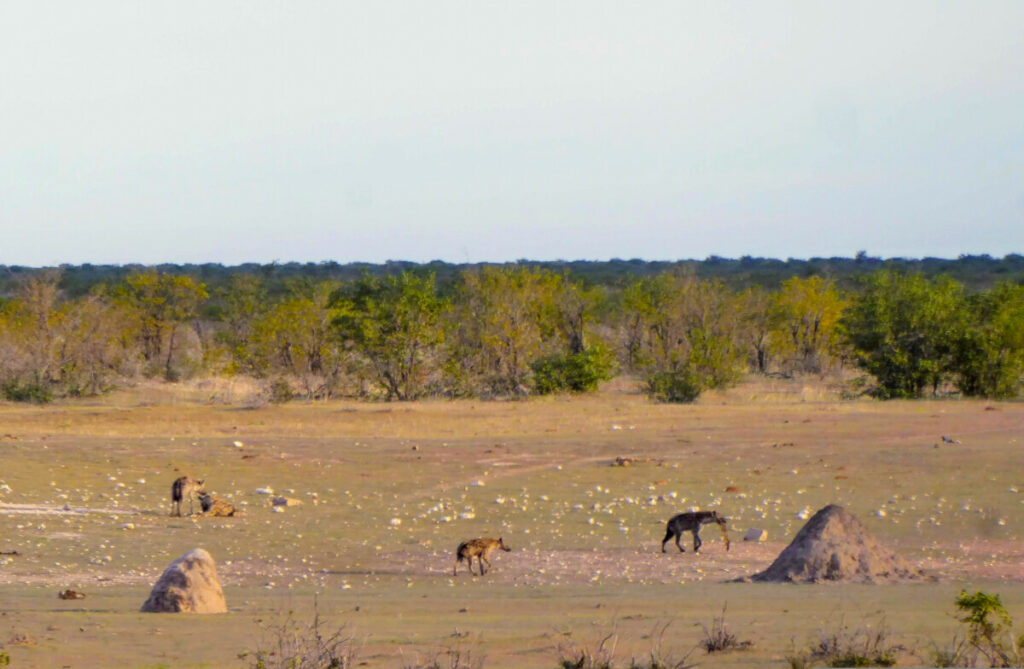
(2, 381, 53, 404)
(646, 369, 702, 403)
(268, 378, 294, 404)
(531, 345, 615, 395)
(955, 589, 1021, 667)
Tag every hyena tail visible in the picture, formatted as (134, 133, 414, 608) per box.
(453, 541, 470, 576)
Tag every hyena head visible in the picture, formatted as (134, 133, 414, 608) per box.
(198, 492, 213, 513)
(498, 537, 511, 552)
(711, 511, 728, 525)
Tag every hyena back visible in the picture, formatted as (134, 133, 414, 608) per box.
(199, 493, 237, 517)
(453, 537, 511, 576)
(661, 510, 730, 553)
(170, 476, 205, 517)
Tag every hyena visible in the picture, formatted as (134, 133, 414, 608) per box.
(661, 510, 730, 553)
(170, 476, 205, 517)
(199, 493, 237, 517)
(453, 537, 511, 576)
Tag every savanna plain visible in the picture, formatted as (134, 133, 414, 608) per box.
(1, 377, 1022, 668)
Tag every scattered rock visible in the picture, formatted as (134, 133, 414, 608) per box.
(743, 528, 767, 542)
(749, 505, 925, 583)
(612, 457, 632, 467)
(725, 485, 742, 493)
(271, 496, 302, 507)
(58, 589, 86, 600)
(140, 548, 228, 613)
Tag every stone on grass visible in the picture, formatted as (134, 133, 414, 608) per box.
(141, 548, 227, 613)
(743, 528, 767, 542)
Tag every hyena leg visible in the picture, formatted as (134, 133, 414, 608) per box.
(481, 556, 492, 575)
(675, 531, 686, 552)
(453, 558, 460, 576)
(692, 530, 702, 553)
(661, 529, 675, 553)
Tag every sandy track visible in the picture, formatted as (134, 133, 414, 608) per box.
(0, 502, 140, 517)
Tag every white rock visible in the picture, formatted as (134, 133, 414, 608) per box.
(233, 441, 244, 448)
(743, 528, 767, 542)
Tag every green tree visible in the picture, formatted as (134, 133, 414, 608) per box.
(333, 272, 446, 401)
(620, 272, 743, 402)
(217, 274, 270, 376)
(0, 272, 133, 400)
(736, 285, 781, 374)
(842, 271, 966, 398)
(953, 283, 1024, 398)
(772, 276, 847, 374)
(113, 270, 209, 380)
(445, 266, 565, 397)
(251, 280, 347, 400)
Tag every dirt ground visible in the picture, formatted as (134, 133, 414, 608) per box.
(1, 376, 1023, 667)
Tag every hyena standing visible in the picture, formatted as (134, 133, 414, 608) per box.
(453, 537, 511, 576)
(661, 510, 730, 553)
(170, 476, 205, 517)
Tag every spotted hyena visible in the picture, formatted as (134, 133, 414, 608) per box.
(661, 510, 730, 553)
(199, 493, 237, 517)
(453, 537, 511, 576)
(170, 476, 205, 517)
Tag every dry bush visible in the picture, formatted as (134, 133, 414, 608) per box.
(241, 598, 360, 669)
(628, 622, 698, 669)
(699, 604, 753, 653)
(399, 643, 486, 669)
(557, 626, 619, 669)
(807, 616, 899, 668)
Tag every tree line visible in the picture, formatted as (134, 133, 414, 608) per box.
(0, 265, 1021, 403)
(3, 253, 1024, 299)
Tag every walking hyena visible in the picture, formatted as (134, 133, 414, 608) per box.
(661, 510, 730, 553)
(199, 493, 237, 517)
(170, 476, 205, 517)
(453, 537, 511, 576)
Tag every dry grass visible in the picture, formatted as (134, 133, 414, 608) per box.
(1, 375, 1023, 667)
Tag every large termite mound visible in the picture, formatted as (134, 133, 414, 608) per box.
(750, 504, 924, 583)
(141, 548, 227, 613)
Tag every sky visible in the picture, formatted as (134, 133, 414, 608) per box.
(1, 1, 1022, 266)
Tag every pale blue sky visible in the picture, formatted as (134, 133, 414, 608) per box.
(1, 1, 1022, 266)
